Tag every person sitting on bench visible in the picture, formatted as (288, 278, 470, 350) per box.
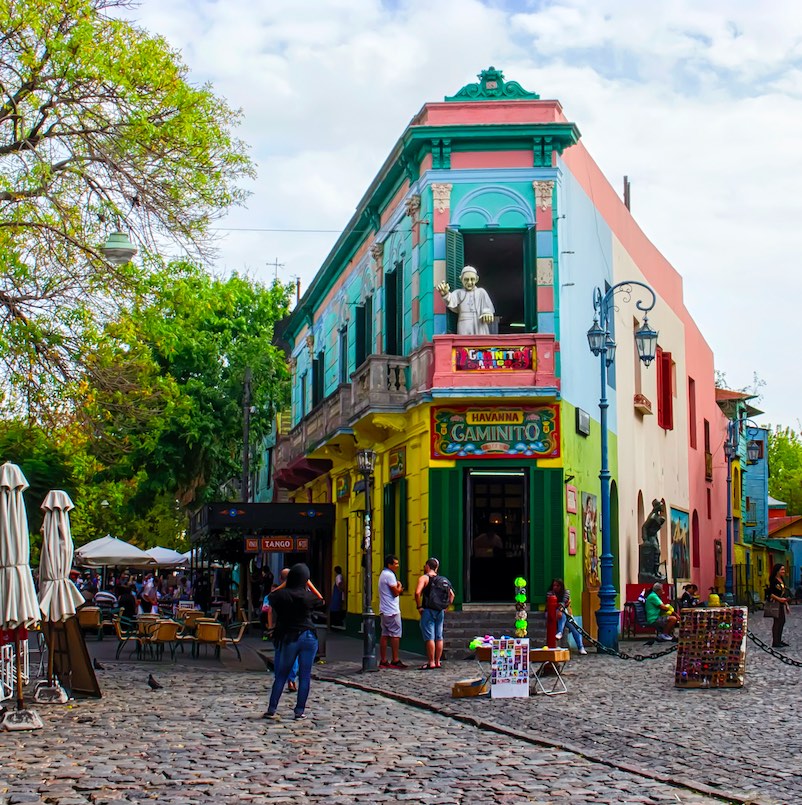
(645, 582, 678, 641)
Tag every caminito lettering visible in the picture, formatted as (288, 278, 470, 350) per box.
(450, 423, 542, 442)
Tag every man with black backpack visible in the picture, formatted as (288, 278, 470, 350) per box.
(414, 557, 454, 670)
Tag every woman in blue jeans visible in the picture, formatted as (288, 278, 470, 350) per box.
(264, 563, 325, 720)
(548, 578, 587, 655)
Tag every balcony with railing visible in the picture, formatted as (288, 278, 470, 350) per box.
(275, 384, 351, 479)
(275, 333, 560, 486)
(410, 333, 559, 394)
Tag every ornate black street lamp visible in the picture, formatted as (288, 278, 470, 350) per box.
(356, 448, 378, 672)
(587, 281, 658, 650)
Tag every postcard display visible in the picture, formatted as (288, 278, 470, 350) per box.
(490, 637, 530, 699)
(674, 607, 747, 689)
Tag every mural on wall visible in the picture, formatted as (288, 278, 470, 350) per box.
(581, 492, 599, 590)
(431, 405, 559, 459)
(671, 507, 691, 580)
(389, 447, 406, 480)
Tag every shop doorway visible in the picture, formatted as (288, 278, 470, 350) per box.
(466, 469, 528, 601)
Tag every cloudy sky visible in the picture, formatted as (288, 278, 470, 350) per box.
(124, 0, 801, 427)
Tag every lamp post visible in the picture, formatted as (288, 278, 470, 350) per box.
(356, 448, 378, 672)
(587, 281, 658, 650)
(723, 419, 739, 603)
(724, 417, 760, 603)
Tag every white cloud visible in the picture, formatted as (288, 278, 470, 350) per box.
(123, 0, 802, 427)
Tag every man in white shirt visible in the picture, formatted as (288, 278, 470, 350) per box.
(378, 554, 405, 668)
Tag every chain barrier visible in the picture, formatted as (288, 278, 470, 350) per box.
(562, 612, 678, 662)
(747, 630, 802, 668)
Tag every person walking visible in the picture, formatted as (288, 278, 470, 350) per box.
(414, 557, 454, 669)
(263, 563, 325, 720)
(378, 555, 405, 668)
(548, 578, 588, 654)
(767, 563, 791, 649)
(330, 565, 345, 629)
(270, 568, 298, 691)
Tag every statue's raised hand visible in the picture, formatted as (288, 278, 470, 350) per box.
(437, 281, 450, 297)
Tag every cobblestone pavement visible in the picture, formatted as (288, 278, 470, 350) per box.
(0, 660, 731, 805)
(310, 612, 802, 805)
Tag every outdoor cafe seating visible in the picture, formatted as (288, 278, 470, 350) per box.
(77, 607, 104, 640)
(140, 620, 182, 661)
(192, 620, 224, 658)
(113, 615, 143, 659)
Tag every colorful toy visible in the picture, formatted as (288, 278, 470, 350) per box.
(514, 577, 528, 638)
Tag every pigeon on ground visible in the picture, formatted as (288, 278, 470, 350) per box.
(147, 674, 163, 690)
(93, 658, 105, 670)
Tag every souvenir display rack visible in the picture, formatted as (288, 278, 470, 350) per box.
(674, 606, 747, 689)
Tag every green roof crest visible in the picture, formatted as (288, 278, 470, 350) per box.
(445, 66, 540, 102)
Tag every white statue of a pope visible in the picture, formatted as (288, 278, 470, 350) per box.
(436, 265, 495, 335)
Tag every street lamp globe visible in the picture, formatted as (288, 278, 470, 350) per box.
(635, 316, 659, 366)
(604, 335, 616, 367)
(747, 440, 760, 464)
(356, 449, 377, 474)
(586, 317, 606, 356)
(102, 231, 138, 266)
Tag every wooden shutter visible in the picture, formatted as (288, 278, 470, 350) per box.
(355, 305, 366, 368)
(428, 467, 463, 603)
(523, 225, 538, 332)
(383, 482, 396, 558)
(656, 348, 673, 430)
(530, 468, 564, 605)
(445, 228, 463, 334)
(385, 267, 398, 355)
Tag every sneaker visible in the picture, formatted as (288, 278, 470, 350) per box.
(578, 647, 588, 655)
(555, 631, 563, 639)
(379, 660, 391, 668)
(779, 642, 791, 648)
(656, 633, 673, 642)
(390, 660, 407, 668)
(294, 713, 307, 720)
(261, 711, 278, 720)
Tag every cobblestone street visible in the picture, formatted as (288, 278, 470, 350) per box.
(0, 608, 797, 804)
(3, 661, 728, 805)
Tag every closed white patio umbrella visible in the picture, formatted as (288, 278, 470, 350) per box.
(36, 490, 84, 705)
(74, 535, 155, 567)
(0, 462, 43, 730)
(38, 491, 84, 623)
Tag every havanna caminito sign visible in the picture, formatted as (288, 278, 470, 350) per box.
(431, 405, 560, 459)
(453, 346, 534, 371)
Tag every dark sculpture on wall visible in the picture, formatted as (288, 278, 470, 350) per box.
(638, 499, 666, 584)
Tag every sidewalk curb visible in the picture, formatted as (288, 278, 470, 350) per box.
(307, 669, 767, 805)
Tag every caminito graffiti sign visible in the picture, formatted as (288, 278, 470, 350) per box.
(452, 346, 534, 371)
(431, 405, 560, 459)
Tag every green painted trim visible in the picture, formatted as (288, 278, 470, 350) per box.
(284, 121, 581, 342)
(446, 67, 540, 102)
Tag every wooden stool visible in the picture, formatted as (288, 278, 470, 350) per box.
(529, 648, 570, 696)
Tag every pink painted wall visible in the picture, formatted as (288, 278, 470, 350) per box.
(450, 150, 533, 169)
(413, 100, 568, 127)
(561, 141, 729, 594)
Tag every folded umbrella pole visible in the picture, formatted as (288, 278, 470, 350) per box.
(0, 463, 43, 730)
(35, 490, 84, 705)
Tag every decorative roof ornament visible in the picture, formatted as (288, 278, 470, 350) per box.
(445, 66, 540, 102)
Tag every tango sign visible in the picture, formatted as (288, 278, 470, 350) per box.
(244, 536, 310, 553)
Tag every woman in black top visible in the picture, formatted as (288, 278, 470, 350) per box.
(768, 563, 790, 648)
(263, 563, 325, 720)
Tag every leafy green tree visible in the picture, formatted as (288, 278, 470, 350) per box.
(82, 266, 292, 509)
(0, 0, 253, 417)
(0, 420, 76, 561)
(767, 426, 802, 515)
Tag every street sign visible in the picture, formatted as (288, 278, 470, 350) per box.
(243, 536, 311, 553)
